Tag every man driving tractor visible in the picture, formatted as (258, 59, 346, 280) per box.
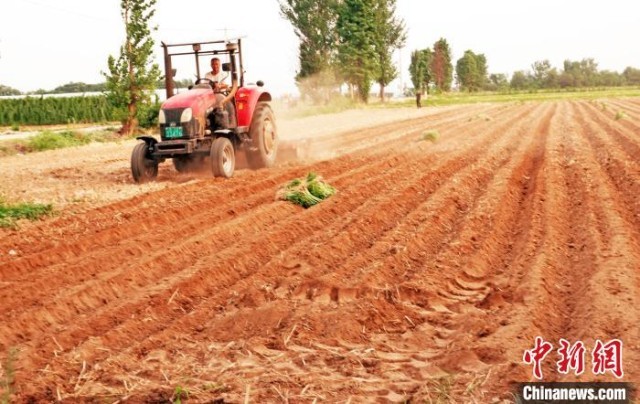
(203, 56, 236, 128)
(205, 57, 229, 91)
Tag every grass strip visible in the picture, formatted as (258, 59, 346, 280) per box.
(0, 129, 123, 157)
(0, 200, 54, 228)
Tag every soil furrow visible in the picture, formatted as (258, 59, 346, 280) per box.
(396, 102, 555, 383)
(605, 98, 640, 117)
(13, 102, 540, 396)
(561, 101, 640, 381)
(578, 100, 640, 161)
(0, 103, 503, 272)
(28, 105, 540, 400)
(0, 104, 511, 332)
(3, 100, 639, 402)
(458, 101, 572, 391)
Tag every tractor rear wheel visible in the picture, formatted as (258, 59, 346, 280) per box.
(210, 137, 235, 178)
(131, 142, 158, 183)
(247, 102, 278, 169)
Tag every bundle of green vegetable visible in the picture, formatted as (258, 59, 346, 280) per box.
(276, 172, 336, 208)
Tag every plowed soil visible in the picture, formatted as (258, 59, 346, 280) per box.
(1, 99, 639, 402)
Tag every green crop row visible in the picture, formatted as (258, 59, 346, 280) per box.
(0, 96, 119, 126)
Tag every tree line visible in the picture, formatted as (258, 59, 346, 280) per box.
(409, 40, 640, 106)
(458, 56, 640, 92)
(0, 77, 197, 97)
(510, 60, 640, 90)
(0, 84, 21, 96)
(280, 0, 406, 103)
(0, 82, 107, 96)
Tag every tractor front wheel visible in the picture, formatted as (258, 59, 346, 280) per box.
(247, 102, 278, 169)
(210, 137, 235, 178)
(131, 142, 158, 183)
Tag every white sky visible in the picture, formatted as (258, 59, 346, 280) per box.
(1, 0, 639, 95)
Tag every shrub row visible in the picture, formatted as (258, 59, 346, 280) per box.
(0, 96, 119, 126)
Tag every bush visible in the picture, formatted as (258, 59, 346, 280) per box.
(26, 131, 92, 152)
(137, 100, 161, 128)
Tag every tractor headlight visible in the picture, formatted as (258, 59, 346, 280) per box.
(158, 109, 166, 124)
(180, 108, 193, 123)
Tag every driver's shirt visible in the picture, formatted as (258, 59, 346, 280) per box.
(204, 70, 228, 84)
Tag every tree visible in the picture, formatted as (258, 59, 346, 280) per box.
(562, 60, 581, 87)
(544, 68, 560, 89)
(531, 60, 551, 88)
(456, 50, 489, 92)
(488, 73, 509, 91)
(623, 67, 640, 85)
(279, 0, 340, 102)
(456, 51, 478, 91)
(597, 70, 624, 87)
(558, 71, 574, 88)
(579, 58, 599, 86)
(475, 53, 488, 89)
(510, 70, 532, 90)
(430, 38, 453, 92)
(336, 0, 378, 102)
(562, 58, 598, 87)
(371, 0, 406, 102)
(104, 0, 161, 136)
(0, 84, 21, 96)
(409, 48, 431, 107)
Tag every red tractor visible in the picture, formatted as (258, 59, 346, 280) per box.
(131, 38, 278, 182)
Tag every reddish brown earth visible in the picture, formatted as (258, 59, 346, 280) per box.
(0, 99, 639, 402)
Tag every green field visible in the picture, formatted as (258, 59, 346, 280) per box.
(275, 86, 640, 118)
(394, 86, 640, 108)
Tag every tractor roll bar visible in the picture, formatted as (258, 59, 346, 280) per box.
(162, 39, 230, 48)
(161, 38, 245, 99)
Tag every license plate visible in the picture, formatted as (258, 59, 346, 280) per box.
(165, 126, 183, 138)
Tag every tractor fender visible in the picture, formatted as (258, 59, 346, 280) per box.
(235, 87, 272, 127)
(136, 136, 158, 157)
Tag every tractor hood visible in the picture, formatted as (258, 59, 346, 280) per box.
(159, 88, 218, 139)
(161, 88, 217, 116)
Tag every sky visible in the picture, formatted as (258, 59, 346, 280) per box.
(1, 0, 639, 96)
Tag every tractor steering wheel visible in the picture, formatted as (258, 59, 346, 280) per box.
(195, 78, 216, 88)
(194, 78, 227, 94)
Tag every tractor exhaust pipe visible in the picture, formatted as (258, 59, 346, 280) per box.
(222, 42, 240, 107)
